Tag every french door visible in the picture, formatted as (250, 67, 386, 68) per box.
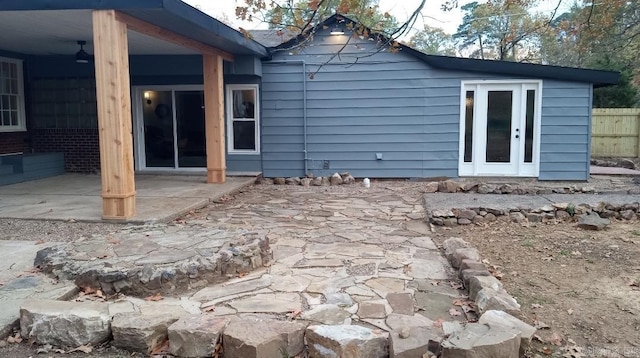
(459, 81, 541, 177)
(133, 86, 206, 171)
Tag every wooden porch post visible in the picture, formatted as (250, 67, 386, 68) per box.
(92, 10, 136, 219)
(203, 54, 226, 183)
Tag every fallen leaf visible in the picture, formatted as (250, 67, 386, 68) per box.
(287, 309, 302, 320)
(549, 332, 563, 346)
(35, 239, 46, 245)
(433, 318, 445, 328)
(7, 333, 22, 344)
(449, 308, 462, 317)
(237, 272, 248, 278)
(531, 303, 543, 309)
(202, 305, 216, 313)
(81, 286, 96, 295)
(534, 319, 550, 330)
(150, 337, 170, 355)
(541, 346, 553, 355)
(145, 293, 164, 302)
(69, 345, 93, 353)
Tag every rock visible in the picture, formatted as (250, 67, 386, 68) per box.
(330, 173, 344, 185)
(458, 210, 477, 221)
(510, 212, 526, 223)
(479, 310, 536, 356)
(430, 218, 444, 226)
(484, 213, 497, 222)
(223, 319, 306, 358)
(386, 313, 434, 330)
(620, 209, 635, 220)
(306, 325, 388, 358)
(341, 172, 356, 184)
(112, 311, 183, 353)
(477, 184, 494, 194)
(457, 218, 472, 225)
(581, 186, 595, 193)
(459, 259, 487, 273)
(440, 323, 521, 358)
(325, 292, 354, 307)
(168, 315, 230, 358)
(20, 299, 111, 347)
(472, 215, 484, 225)
(467, 276, 503, 301)
(286, 177, 301, 185)
(274, 177, 286, 185)
(499, 184, 514, 194)
(424, 182, 440, 193)
(386, 293, 414, 316)
(438, 180, 460, 193)
(556, 210, 571, 220)
(302, 304, 351, 325)
(311, 177, 323, 186)
(451, 248, 481, 268)
(390, 326, 442, 358)
(577, 212, 610, 231)
(301, 178, 312, 187)
(460, 269, 491, 287)
(228, 293, 301, 313)
(475, 288, 521, 315)
(526, 213, 543, 223)
(321, 177, 331, 186)
(618, 158, 636, 169)
(357, 302, 387, 319)
(443, 218, 458, 227)
(463, 183, 479, 192)
(442, 238, 470, 262)
(431, 209, 455, 218)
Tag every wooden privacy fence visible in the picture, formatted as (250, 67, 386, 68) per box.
(592, 108, 640, 157)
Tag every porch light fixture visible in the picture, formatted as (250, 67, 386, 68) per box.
(75, 41, 90, 64)
(330, 27, 344, 35)
(144, 91, 152, 105)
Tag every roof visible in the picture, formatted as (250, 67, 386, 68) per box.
(263, 14, 620, 88)
(0, 0, 269, 57)
(249, 29, 299, 48)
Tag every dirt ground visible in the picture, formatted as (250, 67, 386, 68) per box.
(432, 219, 640, 358)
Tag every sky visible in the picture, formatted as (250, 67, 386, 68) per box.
(183, 0, 571, 35)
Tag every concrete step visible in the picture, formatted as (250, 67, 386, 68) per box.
(0, 164, 14, 176)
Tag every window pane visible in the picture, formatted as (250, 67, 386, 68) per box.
(1, 111, 8, 125)
(464, 91, 474, 162)
(10, 111, 17, 125)
(9, 63, 17, 79)
(1, 62, 8, 78)
(524, 90, 535, 163)
(232, 89, 256, 119)
(1, 95, 8, 109)
(9, 95, 17, 110)
(486, 91, 513, 163)
(10, 79, 17, 94)
(233, 121, 256, 150)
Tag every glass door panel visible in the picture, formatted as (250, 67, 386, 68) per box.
(176, 91, 206, 168)
(485, 90, 513, 163)
(142, 90, 175, 168)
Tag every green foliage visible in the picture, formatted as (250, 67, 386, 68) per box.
(409, 25, 457, 56)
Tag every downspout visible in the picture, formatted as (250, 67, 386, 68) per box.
(265, 60, 308, 174)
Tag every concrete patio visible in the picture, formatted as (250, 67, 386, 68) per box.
(0, 174, 256, 223)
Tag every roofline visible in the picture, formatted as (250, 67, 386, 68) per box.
(0, 0, 269, 58)
(268, 14, 619, 87)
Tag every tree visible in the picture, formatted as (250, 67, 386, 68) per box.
(409, 25, 457, 56)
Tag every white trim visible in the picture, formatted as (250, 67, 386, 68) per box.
(0, 57, 26, 132)
(458, 79, 542, 177)
(226, 84, 260, 155)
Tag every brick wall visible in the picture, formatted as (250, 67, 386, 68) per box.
(30, 129, 100, 173)
(0, 132, 30, 155)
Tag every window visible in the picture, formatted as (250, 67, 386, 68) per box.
(0, 57, 25, 132)
(226, 84, 259, 154)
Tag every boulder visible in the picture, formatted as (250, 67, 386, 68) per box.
(475, 288, 521, 315)
(460, 269, 491, 287)
(442, 238, 471, 262)
(301, 178, 313, 187)
(458, 210, 478, 221)
(424, 182, 440, 193)
(438, 180, 460, 193)
(168, 315, 230, 358)
(111, 312, 183, 353)
(389, 326, 442, 358)
(273, 177, 286, 185)
(330, 173, 344, 185)
(285, 177, 301, 185)
(510, 212, 526, 223)
(467, 276, 503, 301)
(526, 213, 543, 223)
(620, 209, 635, 220)
(458, 218, 472, 225)
(577, 212, 610, 231)
(451, 248, 481, 269)
(311, 177, 323, 186)
(223, 319, 292, 358)
(477, 184, 495, 194)
(478, 310, 536, 356)
(484, 213, 497, 222)
(301, 304, 351, 325)
(20, 299, 111, 347)
(306, 325, 388, 358)
(440, 323, 521, 358)
(321, 176, 331, 186)
(341, 172, 356, 184)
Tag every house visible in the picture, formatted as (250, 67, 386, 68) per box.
(0, 3, 619, 220)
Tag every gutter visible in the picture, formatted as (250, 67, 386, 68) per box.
(263, 60, 309, 175)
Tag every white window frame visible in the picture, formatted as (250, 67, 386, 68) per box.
(458, 79, 542, 177)
(226, 84, 260, 154)
(0, 57, 26, 132)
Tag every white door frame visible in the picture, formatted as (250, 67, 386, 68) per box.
(458, 80, 542, 177)
(132, 85, 205, 172)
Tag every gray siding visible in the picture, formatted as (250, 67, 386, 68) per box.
(261, 29, 591, 180)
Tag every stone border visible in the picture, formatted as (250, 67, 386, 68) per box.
(259, 172, 357, 186)
(429, 201, 638, 226)
(425, 179, 601, 195)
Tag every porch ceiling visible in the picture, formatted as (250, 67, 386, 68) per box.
(0, 10, 199, 56)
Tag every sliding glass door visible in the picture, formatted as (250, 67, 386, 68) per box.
(134, 86, 206, 170)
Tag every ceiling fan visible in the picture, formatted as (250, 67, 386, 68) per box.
(75, 40, 91, 64)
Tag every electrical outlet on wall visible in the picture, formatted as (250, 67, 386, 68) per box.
(323, 160, 330, 169)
